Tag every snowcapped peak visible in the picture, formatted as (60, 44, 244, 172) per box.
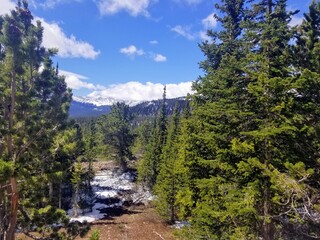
(73, 96, 144, 107)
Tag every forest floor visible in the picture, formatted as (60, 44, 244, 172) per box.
(77, 206, 177, 240)
(17, 160, 177, 240)
(77, 160, 177, 240)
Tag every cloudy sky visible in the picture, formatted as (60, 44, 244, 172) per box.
(1, 0, 310, 101)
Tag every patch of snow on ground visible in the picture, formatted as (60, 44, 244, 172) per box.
(173, 221, 191, 229)
(69, 169, 153, 223)
(132, 187, 154, 205)
(95, 190, 118, 199)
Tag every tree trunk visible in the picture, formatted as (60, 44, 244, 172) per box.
(58, 182, 62, 209)
(4, 59, 18, 240)
(267, 0, 273, 15)
(6, 177, 19, 240)
(119, 157, 127, 173)
(170, 177, 175, 224)
(263, 139, 273, 240)
(263, 187, 272, 240)
(71, 187, 80, 217)
(0, 183, 5, 240)
(48, 181, 53, 203)
(7, 70, 16, 162)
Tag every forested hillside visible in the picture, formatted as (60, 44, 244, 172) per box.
(0, 0, 320, 240)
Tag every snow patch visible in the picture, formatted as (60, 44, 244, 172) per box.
(69, 169, 153, 223)
(173, 221, 191, 229)
(69, 202, 106, 223)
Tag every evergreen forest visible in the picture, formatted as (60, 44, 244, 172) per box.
(0, 0, 320, 239)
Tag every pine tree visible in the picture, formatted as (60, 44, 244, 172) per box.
(85, 119, 97, 202)
(0, 2, 71, 238)
(132, 119, 153, 157)
(138, 86, 167, 189)
(198, 0, 245, 73)
(294, 0, 320, 73)
(154, 106, 181, 223)
(71, 158, 83, 217)
(69, 123, 85, 217)
(176, 0, 320, 239)
(99, 102, 134, 172)
(178, 0, 254, 238)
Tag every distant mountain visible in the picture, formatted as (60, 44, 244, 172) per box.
(129, 97, 188, 116)
(69, 101, 111, 118)
(70, 96, 188, 118)
(73, 96, 143, 107)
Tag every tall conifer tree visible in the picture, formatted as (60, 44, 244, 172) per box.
(99, 102, 134, 172)
(0, 2, 71, 238)
(294, 0, 320, 73)
(138, 86, 168, 189)
(154, 106, 181, 223)
(178, 0, 320, 239)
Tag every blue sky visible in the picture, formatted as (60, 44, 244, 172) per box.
(1, 0, 311, 101)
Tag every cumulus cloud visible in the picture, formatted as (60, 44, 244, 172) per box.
(60, 70, 104, 90)
(88, 81, 192, 101)
(120, 45, 145, 58)
(0, 0, 15, 15)
(95, 0, 154, 17)
(149, 40, 158, 44)
(171, 25, 196, 40)
(153, 54, 167, 62)
(0, 1, 100, 59)
(202, 13, 217, 29)
(37, 18, 100, 59)
(289, 15, 304, 27)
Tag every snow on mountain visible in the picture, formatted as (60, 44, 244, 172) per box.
(70, 96, 188, 118)
(73, 96, 144, 107)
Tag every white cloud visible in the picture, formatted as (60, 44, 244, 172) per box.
(289, 15, 304, 27)
(202, 13, 217, 29)
(166, 82, 193, 98)
(171, 25, 195, 40)
(95, 0, 153, 17)
(0, 0, 15, 15)
(198, 12, 216, 42)
(199, 30, 212, 42)
(37, 18, 100, 59)
(149, 40, 158, 44)
(0, 1, 100, 59)
(59, 70, 104, 90)
(120, 45, 145, 58)
(39, 0, 82, 9)
(88, 81, 192, 101)
(153, 54, 167, 62)
(119, 46, 166, 62)
(38, 0, 78, 9)
(170, 13, 217, 42)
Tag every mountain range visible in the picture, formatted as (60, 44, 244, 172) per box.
(70, 96, 188, 118)
(73, 96, 143, 107)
